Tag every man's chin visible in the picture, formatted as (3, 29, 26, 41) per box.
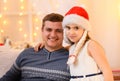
(48, 44, 60, 48)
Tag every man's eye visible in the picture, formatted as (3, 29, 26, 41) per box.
(46, 28, 52, 32)
(56, 29, 63, 33)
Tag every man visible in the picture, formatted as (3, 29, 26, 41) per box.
(0, 13, 70, 81)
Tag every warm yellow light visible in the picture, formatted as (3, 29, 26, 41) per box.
(3, 20, 7, 25)
(19, 12, 23, 16)
(3, 0, 7, 3)
(24, 34, 27, 38)
(33, 32, 37, 36)
(3, 6, 7, 11)
(20, 5, 24, 10)
(0, 14, 2, 18)
(0, 29, 4, 33)
(35, 26, 39, 30)
(20, 0, 24, 3)
(18, 20, 23, 24)
(19, 28, 23, 31)
(35, 18, 39, 22)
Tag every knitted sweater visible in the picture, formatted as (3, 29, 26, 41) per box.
(0, 47, 70, 81)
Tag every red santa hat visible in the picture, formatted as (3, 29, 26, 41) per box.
(62, 6, 91, 31)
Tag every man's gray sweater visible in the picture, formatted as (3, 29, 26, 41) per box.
(0, 47, 70, 81)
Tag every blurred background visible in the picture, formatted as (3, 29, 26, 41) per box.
(0, 0, 120, 69)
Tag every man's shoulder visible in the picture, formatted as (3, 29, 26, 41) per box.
(58, 47, 69, 55)
(19, 47, 35, 55)
(23, 47, 34, 52)
(62, 47, 69, 52)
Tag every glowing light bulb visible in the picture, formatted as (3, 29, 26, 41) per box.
(24, 34, 27, 38)
(3, 6, 7, 11)
(3, 0, 7, 3)
(18, 20, 22, 24)
(0, 14, 2, 18)
(19, 12, 23, 16)
(35, 26, 39, 30)
(35, 18, 39, 22)
(20, 0, 24, 2)
(3, 20, 7, 25)
(20, 5, 24, 10)
(0, 29, 4, 33)
(33, 32, 37, 36)
(19, 28, 23, 31)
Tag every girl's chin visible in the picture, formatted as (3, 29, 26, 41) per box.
(69, 40, 75, 42)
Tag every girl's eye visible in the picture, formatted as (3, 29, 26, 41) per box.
(74, 26, 79, 30)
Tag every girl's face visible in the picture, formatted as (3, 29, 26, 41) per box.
(65, 23, 84, 43)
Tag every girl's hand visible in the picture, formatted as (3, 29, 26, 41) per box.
(34, 42, 45, 52)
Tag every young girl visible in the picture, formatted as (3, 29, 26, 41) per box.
(34, 6, 114, 81)
(62, 6, 114, 81)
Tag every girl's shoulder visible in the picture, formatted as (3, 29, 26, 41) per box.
(87, 39, 101, 48)
(87, 39, 105, 55)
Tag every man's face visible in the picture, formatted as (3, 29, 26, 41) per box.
(42, 21, 63, 51)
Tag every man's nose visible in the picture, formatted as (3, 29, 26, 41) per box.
(50, 31, 57, 37)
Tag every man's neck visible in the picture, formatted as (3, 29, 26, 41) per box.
(44, 46, 63, 52)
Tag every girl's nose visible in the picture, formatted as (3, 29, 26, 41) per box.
(68, 29, 75, 34)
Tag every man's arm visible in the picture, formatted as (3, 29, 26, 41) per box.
(0, 63, 21, 81)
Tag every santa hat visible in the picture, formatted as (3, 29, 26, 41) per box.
(62, 6, 91, 31)
(62, 6, 91, 65)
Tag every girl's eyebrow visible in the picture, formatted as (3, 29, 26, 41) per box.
(65, 25, 70, 28)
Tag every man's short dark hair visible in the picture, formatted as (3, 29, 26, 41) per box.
(42, 13, 63, 29)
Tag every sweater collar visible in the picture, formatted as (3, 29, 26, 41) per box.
(43, 47, 66, 54)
